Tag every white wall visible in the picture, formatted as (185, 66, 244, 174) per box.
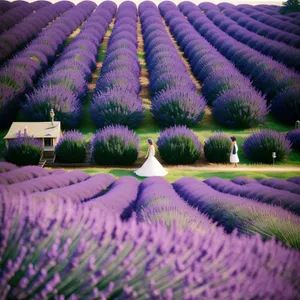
(12, 0, 283, 6)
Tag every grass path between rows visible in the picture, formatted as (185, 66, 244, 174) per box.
(49, 166, 300, 182)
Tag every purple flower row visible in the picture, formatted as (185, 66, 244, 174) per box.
(0, 161, 17, 173)
(0, 1, 95, 129)
(221, 6, 300, 48)
(180, 2, 300, 124)
(23, 2, 116, 129)
(0, 165, 50, 184)
(84, 176, 140, 220)
(0, 1, 51, 34)
(235, 4, 300, 37)
(202, 5, 300, 71)
(31, 173, 115, 203)
(0, 0, 14, 15)
(91, 2, 144, 129)
(2, 196, 299, 298)
(173, 177, 300, 249)
(160, 2, 268, 129)
(204, 177, 300, 216)
(139, 2, 206, 128)
(0, 1, 73, 63)
(135, 176, 219, 233)
(0, 170, 89, 199)
(247, 4, 300, 26)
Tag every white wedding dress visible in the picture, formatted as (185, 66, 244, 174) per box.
(134, 145, 168, 177)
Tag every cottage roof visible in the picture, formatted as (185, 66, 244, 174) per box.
(4, 122, 61, 139)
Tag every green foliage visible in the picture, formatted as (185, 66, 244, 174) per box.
(4, 143, 42, 166)
(93, 136, 138, 165)
(204, 133, 232, 163)
(55, 140, 86, 163)
(159, 136, 201, 164)
(281, 0, 300, 13)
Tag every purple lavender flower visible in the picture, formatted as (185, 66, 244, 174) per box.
(1, 193, 299, 298)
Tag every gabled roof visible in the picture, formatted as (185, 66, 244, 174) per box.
(4, 122, 61, 139)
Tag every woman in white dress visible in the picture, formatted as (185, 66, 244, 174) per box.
(134, 138, 168, 177)
(230, 136, 239, 167)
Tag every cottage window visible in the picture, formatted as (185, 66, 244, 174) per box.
(44, 138, 53, 147)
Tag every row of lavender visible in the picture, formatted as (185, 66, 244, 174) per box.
(0, 162, 300, 297)
(0, 1, 92, 129)
(90, 1, 144, 129)
(0, 0, 24, 15)
(178, 2, 300, 125)
(140, 1, 206, 128)
(0, 1, 51, 34)
(23, 2, 116, 128)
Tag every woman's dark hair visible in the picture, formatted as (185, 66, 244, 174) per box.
(230, 136, 236, 142)
(147, 138, 153, 145)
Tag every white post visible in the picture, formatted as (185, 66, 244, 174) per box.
(272, 152, 276, 166)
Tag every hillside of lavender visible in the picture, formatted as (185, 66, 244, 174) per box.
(0, 162, 300, 298)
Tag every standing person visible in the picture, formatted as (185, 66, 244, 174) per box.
(134, 138, 168, 177)
(230, 136, 239, 167)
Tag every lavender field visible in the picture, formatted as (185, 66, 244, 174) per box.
(1, 0, 300, 298)
(1, 162, 300, 298)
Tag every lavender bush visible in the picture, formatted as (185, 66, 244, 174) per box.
(91, 89, 144, 129)
(212, 88, 268, 128)
(55, 131, 86, 163)
(271, 87, 300, 125)
(4, 133, 42, 166)
(91, 125, 139, 165)
(243, 130, 291, 163)
(23, 86, 81, 129)
(151, 87, 206, 127)
(204, 133, 232, 163)
(286, 129, 300, 151)
(157, 126, 202, 164)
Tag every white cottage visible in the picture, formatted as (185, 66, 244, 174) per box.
(4, 122, 62, 159)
